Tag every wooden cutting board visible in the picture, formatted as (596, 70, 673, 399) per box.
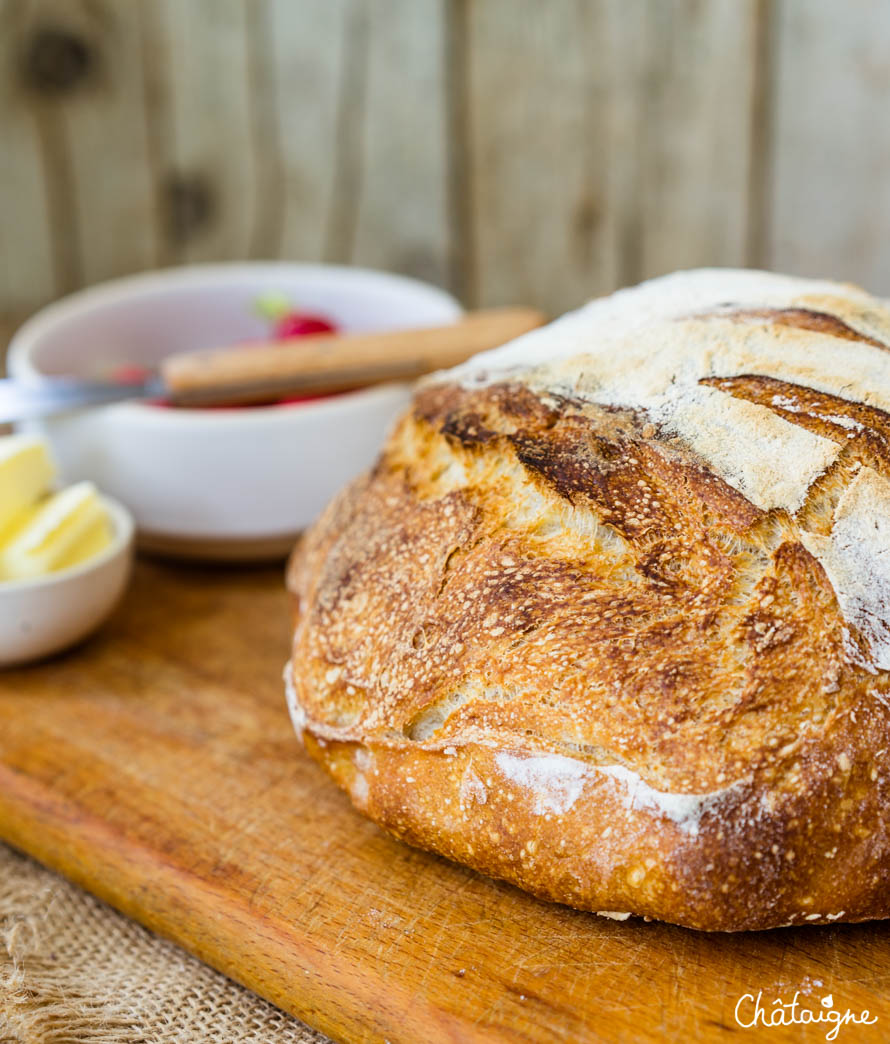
(1, 559, 889, 1043)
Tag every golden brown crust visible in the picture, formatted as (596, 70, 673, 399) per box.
(286, 282, 890, 932)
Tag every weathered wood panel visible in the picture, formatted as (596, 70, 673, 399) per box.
(461, 0, 762, 314)
(145, 0, 257, 262)
(0, 12, 56, 315)
(270, 0, 451, 286)
(266, 0, 344, 264)
(66, 0, 159, 287)
(3, 1, 160, 297)
(347, 0, 450, 287)
(767, 0, 890, 294)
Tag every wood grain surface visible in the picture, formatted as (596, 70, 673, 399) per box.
(6, 0, 890, 326)
(0, 559, 888, 1043)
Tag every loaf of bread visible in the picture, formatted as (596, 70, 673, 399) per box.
(285, 269, 890, 931)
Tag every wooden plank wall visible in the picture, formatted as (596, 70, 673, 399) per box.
(1, 0, 889, 326)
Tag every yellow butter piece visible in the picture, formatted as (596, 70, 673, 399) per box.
(0, 435, 55, 536)
(0, 481, 112, 580)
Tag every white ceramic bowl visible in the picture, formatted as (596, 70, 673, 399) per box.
(0, 497, 134, 666)
(7, 263, 462, 559)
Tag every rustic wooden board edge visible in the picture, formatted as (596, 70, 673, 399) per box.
(0, 761, 484, 1044)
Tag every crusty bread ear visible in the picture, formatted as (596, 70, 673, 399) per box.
(286, 269, 890, 931)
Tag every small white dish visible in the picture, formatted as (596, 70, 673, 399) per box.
(7, 263, 463, 559)
(0, 496, 134, 666)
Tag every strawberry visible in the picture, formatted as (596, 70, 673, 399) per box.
(274, 313, 337, 339)
(254, 291, 338, 340)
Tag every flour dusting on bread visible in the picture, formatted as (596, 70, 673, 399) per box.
(800, 466, 890, 671)
(496, 750, 741, 836)
(283, 660, 306, 738)
(446, 268, 890, 671)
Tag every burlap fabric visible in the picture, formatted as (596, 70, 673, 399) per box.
(0, 843, 332, 1044)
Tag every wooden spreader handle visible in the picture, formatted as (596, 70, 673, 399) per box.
(162, 307, 547, 406)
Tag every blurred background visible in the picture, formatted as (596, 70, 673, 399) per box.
(2, 0, 889, 329)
